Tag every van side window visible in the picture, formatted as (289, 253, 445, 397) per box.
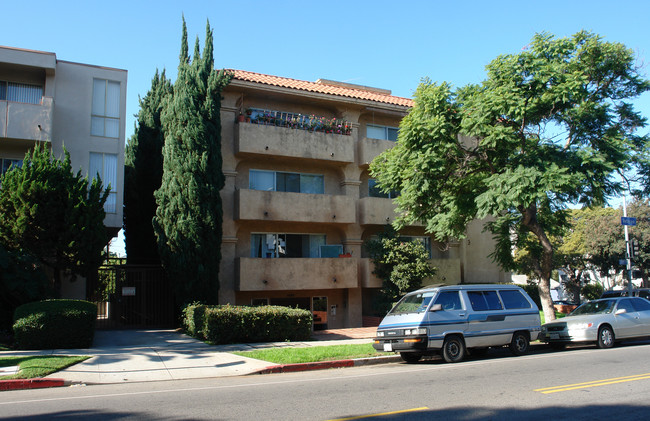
(468, 291, 503, 311)
(434, 291, 462, 310)
(499, 290, 532, 309)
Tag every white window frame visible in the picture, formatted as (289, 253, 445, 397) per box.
(368, 178, 399, 199)
(249, 169, 324, 194)
(367, 124, 399, 141)
(89, 152, 118, 213)
(250, 233, 327, 258)
(91, 79, 121, 138)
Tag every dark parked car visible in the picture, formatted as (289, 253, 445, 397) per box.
(601, 288, 650, 300)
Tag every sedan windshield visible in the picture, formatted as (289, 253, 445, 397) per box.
(571, 300, 615, 316)
(390, 292, 436, 314)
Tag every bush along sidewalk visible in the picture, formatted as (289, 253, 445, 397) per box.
(183, 303, 312, 344)
(13, 299, 97, 349)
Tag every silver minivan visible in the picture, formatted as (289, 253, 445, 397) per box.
(372, 284, 541, 363)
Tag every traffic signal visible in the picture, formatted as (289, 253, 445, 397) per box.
(630, 239, 640, 259)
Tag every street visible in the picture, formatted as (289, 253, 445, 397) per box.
(1, 342, 650, 420)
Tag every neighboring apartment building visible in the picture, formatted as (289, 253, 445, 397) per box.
(220, 70, 510, 329)
(0, 46, 127, 298)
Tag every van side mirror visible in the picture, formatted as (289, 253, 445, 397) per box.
(430, 304, 442, 312)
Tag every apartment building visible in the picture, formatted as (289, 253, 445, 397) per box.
(0, 46, 127, 298)
(220, 70, 510, 329)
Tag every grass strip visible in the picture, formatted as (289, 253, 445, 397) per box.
(0, 355, 89, 380)
(233, 343, 389, 364)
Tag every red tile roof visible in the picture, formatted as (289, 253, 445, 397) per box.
(232, 70, 413, 108)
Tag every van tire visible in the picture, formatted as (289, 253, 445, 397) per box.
(400, 352, 422, 363)
(442, 335, 466, 363)
(509, 331, 530, 356)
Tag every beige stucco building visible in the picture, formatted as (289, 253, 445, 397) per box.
(0, 46, 127, 296)
(220, 71, 510, 328)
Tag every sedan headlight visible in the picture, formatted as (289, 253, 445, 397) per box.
(570, 322, 594, 330)
(404, 328, 427, 335)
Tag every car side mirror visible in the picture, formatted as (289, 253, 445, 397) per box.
(430, 304, 442, 312)
(615, 308, 627, 315)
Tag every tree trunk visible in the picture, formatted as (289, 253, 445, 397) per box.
(521, 204, 556, 322)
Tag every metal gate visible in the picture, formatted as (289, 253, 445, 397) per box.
(88, 265, 175, 329)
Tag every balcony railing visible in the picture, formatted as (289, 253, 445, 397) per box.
(245, 108, 352, 136)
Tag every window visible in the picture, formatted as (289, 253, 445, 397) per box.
(468, 290, 503, 311)
(0, 81, 42, 104)
(91, 79, 120, 138)
(89, 153, 117, 213)
(434, 291, 463, 311)
(631, 298, 650, 312)
(0, 158, 22, 176)
(249, 170, 324, 194)
(367, 124, 399, 141)
(368, 178, 399, 198)
(251, 298, 268, 306)
(399, 236, 432, 258)
(499, 290, 531, 309)
(251, 233, 326, 258)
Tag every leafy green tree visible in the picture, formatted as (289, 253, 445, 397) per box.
(365, 226, 436, 315)
(0, 144, 109, 293)
(371, 31, 650, 322)
(0, 244, 50, 332)
(626, 198, 650, 287)
(153, 19, 232, 305)
(124, 69, 172, 264)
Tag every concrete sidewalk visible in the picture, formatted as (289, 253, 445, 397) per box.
(1, 327, 392, 389)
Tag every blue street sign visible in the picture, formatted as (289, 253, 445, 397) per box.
(619, 259, 628, 265)
(621, 217, 637, 226)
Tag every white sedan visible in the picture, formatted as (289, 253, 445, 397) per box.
(539, 297, 650, 349)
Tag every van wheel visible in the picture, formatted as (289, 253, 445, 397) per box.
(442, 335, 466, 363)
(597, 326, 614, 349)
(509, 332, 530, 356)
(400, 353, 422, 363)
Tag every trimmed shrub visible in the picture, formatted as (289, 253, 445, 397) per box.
(13, 299, 97, 350)
(582, 283, 604, 301)
(182, 304, 312, 344)
(521, 283, 542, 309)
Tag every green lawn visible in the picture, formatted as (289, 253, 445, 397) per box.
(0, 355, 89, 380)
(540, 310, 567, 324)
(233, 343, 388, 364)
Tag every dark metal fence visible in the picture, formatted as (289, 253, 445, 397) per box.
(88, 264, 175, 329)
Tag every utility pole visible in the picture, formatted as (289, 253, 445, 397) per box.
(622, 196, 635, 295)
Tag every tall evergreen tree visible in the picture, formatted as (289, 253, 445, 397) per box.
(123, 69, 172, 264)
(153, 19, 232, 305)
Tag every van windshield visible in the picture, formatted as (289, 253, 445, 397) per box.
(389, 292, 436, 314)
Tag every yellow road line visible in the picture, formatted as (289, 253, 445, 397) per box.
(535, 373, 650, 394)
(327, 407, 429, 420)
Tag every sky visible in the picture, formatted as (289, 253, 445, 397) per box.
(3, 0, 650, 256)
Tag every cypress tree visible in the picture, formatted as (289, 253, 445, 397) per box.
(153, 19, 232, 305)
(123, 70, 172, 264)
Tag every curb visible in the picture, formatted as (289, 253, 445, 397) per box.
(0, 378, 68, 391)
(253, 355, 403, 375)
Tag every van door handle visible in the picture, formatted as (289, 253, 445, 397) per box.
(459, 313, 465, 317)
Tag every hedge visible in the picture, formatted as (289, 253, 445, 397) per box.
(182, 304, 312, 344)
(13, 299, 97, 350)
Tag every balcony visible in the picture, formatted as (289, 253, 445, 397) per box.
(236, 257, 358, 291)
(358, 196, 422, 226)
(0, 97, 53, 141)
(360, 257, 462, 288)
(236, 122, 355, 164)
(236, 189, 356, 223)
(358, 137, 395, 166)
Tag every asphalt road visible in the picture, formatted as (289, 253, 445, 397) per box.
(2, 342, 650, 420)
